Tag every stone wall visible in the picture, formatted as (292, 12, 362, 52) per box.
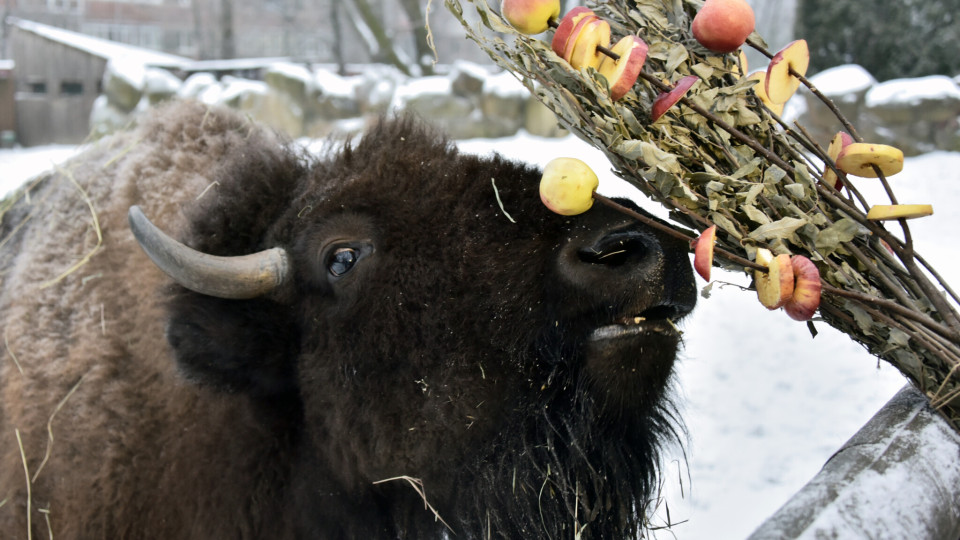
(90, 60, 568, 141)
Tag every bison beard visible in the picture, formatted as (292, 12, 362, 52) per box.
(0, 101, 695, 539)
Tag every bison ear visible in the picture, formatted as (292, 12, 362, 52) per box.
(165, 292, 300, 397)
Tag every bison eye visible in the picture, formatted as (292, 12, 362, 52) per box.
(328, 247, 358, 277)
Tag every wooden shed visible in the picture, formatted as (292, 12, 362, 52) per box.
(0, 59, 14, 147)
(5, 18, 189, 146)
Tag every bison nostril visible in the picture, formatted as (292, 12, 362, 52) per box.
(577, 230, 653, 267)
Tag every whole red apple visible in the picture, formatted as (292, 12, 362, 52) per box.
(691, 0, 755, 53)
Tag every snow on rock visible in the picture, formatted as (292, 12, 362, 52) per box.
(178, 73, 219, 100)
(314, 69, 357, 99)
(143, 68, 182, 105)
(102, 57, 147, 112)
(866, 75, 960, 108)
(808, 64, 876, 98)
(484, 70, 528, 98)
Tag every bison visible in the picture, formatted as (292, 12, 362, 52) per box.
(0, 100, 696, 539)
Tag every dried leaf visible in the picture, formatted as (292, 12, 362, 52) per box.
(748, 217, 807, 242)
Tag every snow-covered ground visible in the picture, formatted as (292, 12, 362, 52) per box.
(5, 133, 955, 538)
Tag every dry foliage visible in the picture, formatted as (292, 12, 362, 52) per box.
(445, 0, 960, 430)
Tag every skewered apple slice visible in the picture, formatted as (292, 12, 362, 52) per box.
(561, 13, 599, 61)
(551, 7, 594, 57)
(835, 143, 904, 178)
(568, 18, 611, 70)
(598, 35, 648, 101)
(822, 131, 854, 189)
(764, 39, 809, 104)
(755, 248, 794, 309)
(783, 255, 821, 321)
(539, 157, 599, 216)
(866, 204, 933, 221)
(691, 225, 717, 282)
(745, 71, 784, 116)
(651, 75, 699, 122)
(501, 0, 562, 35)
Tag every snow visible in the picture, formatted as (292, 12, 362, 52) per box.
(390, 76, 453, 109)
(314, 69, 357, 99)
(808, 64, 876, 97)
(3, 87, 958, 540)
(104, 57, 147, 90)
(144, 68, 183, 96)
(484, 70, 529, 98)
(866, 75, 960, 108)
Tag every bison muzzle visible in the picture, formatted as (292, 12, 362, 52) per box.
(0, 101, 696, 539)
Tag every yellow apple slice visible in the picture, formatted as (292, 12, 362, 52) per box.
(501, 0, 561, 35)
(561, 13, 598, 62)
(598, 35, 648, 101)
(691, 225, 717, 282)
(569, 18, 611, 70)
(745, 71, 784, 116)
(651, 75, 699, 121)
(755, 248, 794, 309)
(866, 204, 933, 221)
(822, 131, 854, 189)
(539, 157, 599, 216)
(764, 39, 809, 104)
(835, 142, 904, 178)
(783, 255, 821, 321)
(551, 7, 594, 57)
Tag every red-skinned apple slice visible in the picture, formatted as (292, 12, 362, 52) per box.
(550, 7, 593, 57)
(835, 143, 904, 178)
(561, 13, 599, 62)
(691, 0, 756, 53)
(598, 35, 648, 101)
(651, 75, 699, 122)
(783, 255, 821, 321)
(745, 71, 784, 116)
(822, 131, 854, 189)
(569, 18, 611, 70)
(691, 225, 717, 282)
(764, 39, 809, 104)
(501, 0, 561, 35)
(755, 248, 794, 309)
(866, 204, 933, 221)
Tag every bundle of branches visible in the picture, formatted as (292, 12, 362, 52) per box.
(444, 0, 960, 430)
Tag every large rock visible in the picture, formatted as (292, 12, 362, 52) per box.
(451, 61, 488, 98)
(102, 58, 145, 112)
(143, 68, 182, 106)
(861, 76, 960, 155)
(480, 71, 528, 138)
(264, 63, 312, 105)
(524, 97, 567, 138)
(89, 94, 134, 139)
(310, 69, 360, 120)
(392, 76, 483, 139)
(799, 64, 875, 145)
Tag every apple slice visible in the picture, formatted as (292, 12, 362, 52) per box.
(755, 248, 794, 309)
(551, 7, 594, 57)
(783, 255, 821, 321)
(822, 131, 855, 189)
(598, 35, 648, 101)
(651, 75, 699, 122)
(690, 225, 717, 282)
(835, 142, 904, 178)
(745, 71, 784, 116)
(764, 39, 809, 104)
(539, 157, 599, 216)
(691, 0, 756, 53)
(501, 0, 561, 35)
(562, 13, 599, 61)
(866, 204, 933, 221)
(568, 18, 611, 70)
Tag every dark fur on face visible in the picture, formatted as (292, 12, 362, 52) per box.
(0, 102, 695, 539)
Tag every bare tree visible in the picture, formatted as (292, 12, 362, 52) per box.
(343, 0, 413, 75)
(220, 0, 235, 59)
(396, 0, 434, 75)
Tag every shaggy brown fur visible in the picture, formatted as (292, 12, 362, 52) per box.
(0, 100, 696, 539)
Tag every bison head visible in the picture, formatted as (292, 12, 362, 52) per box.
(131, 116, 696, 538)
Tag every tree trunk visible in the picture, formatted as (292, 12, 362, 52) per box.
(220, 0, 235, 59)
(345, 0, 413, 76)
(397, 0, 435, 75)
(331, 1, 348, 75)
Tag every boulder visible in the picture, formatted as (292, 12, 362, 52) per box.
(860, 76, 960, 155)
(451, 61, 488, 98)
(102, 58, 145, 112)
(524, 97, 567, 138)
(800, 64, 875, 145)
(89, 94, 134, 139)
(479, 71, 528, 138)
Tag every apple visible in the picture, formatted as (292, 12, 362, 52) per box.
(598, 35, 648, 100)
(835, 142, 904, 178)
(745, 71, 784, 116)
(764, 39, 809, 104)
(568, 18, 611, 70)
(539, 157, 599, 216)
(691, 225, 717, 281)
(691, 0, 756, 53)
(551, 7, 594, 57)
(822, 131, 854, 189)
(866, 204, 933, 221)
(562, 13, 599, 61)
(783, 255, 821, 321)
(651, 75, 699, 122)
(501, 0, 561, 35)
(755, 248, 794, 309)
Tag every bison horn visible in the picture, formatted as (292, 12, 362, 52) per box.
(128, 205, 290, 299)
